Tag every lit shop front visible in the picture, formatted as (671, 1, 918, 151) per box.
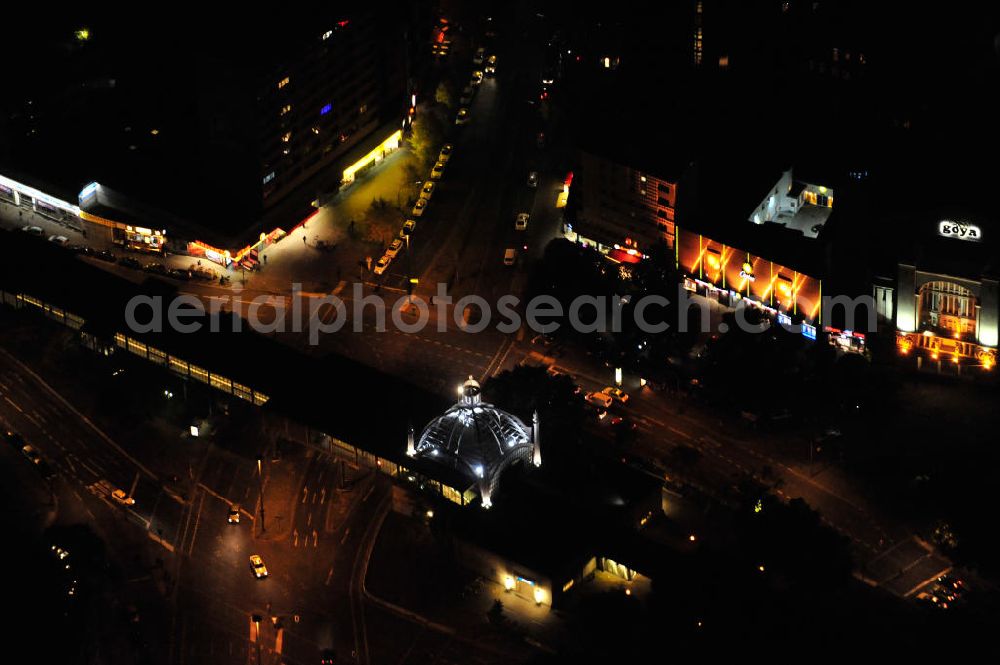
(341, 129, 402, 185)
(892, 218, 997, 371)
(188, 226, 288, 269)
(893, 219, 997, 370)
(675, 228, 823, 335)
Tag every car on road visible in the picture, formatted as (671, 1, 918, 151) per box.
(473, 47, 485, 65)
(460, 85, 474, 105)
(48, 235, 69, 245)
(455, 108, 470, 125)
(227, 505, 241, 524)
(320, 649, 337, 665)
(471, 70, 484, 86)
(143, 262, 168, 276)
(21, 444, 43, 465)
(400, 220, 416, 237)
(111, 489, 135, 506)
(485, 54, 497, 75)
(250, 554, 269, 579)
(438, 144, 453, 163)
(503, 248, 517, 266)
(527, 171, 538, 188)
(585, 392, 614, 409)
(420, 181, 435, 201)
(611, 416, 637, 431)
(70, 244, 93, 255)
(94, 249, 117, 263)
(411, 198, 427, 217)
(119, 257, 142, 270)
(373, 255, 391, 276)
(386, 238, 403, 258)
(515, 212, 529, 231)
(21, 225, 44, 236)
(430, 161, 446, 180)
(601, 386, 630, 404)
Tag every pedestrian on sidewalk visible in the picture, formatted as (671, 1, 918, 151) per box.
(302, 236, 307, 246)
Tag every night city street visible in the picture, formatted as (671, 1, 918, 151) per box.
(2, 2, 1000, 663)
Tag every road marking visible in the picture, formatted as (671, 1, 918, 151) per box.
(325, 567, 334, 585)
(3, 395, 24, 413)
(340, 526, 351, 545)
(668, 426, 691, 439)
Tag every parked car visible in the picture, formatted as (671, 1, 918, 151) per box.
(143, 262, 168, 276)
(373, 255, 391, 276)
(503, 248, 517, 266)
(386, 238, 403, 258)
(400, 220, 416, 237)
(438, 143, 454, 163)
(119, 257, 142, 269)
(420, 181, 435, 201)
(411, 198, 427, 217)
(527, 171, 538, 187)
(455, 108, 471, 125)
(430, 161, 446, 180)
(48, 235, 69, 245)
(111, 488, 135, 506)
(94, 249, 117, 263)
(227, 505, 241, 524)
(515, 212, 529, 231)
(21, 225, 44, 236)
(168, 268, 191, 281)
(470, 70, 484, 85)
(485, 54, 497, 75)
(70, 244, 93, 255)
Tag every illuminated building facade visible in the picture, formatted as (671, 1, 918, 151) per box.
(675, 226, 823, 335)
(564, 150, 680, 262)
(891, 214, 997, 371)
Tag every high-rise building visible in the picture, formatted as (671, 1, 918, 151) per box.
(564, 149, 682, 262)
(258, 12, 408, 211)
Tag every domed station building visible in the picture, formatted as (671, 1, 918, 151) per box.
(407, 377, 541, 509)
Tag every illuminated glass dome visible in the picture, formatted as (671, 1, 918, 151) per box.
(413, 377, 536, 508)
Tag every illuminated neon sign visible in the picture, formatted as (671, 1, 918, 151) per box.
(938, 220, 982, 242)
(739, 261, 756, 281)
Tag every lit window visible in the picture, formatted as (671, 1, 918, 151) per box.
(278, 76, 290, 89)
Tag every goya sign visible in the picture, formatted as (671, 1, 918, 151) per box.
(939, 220, 982, 242)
